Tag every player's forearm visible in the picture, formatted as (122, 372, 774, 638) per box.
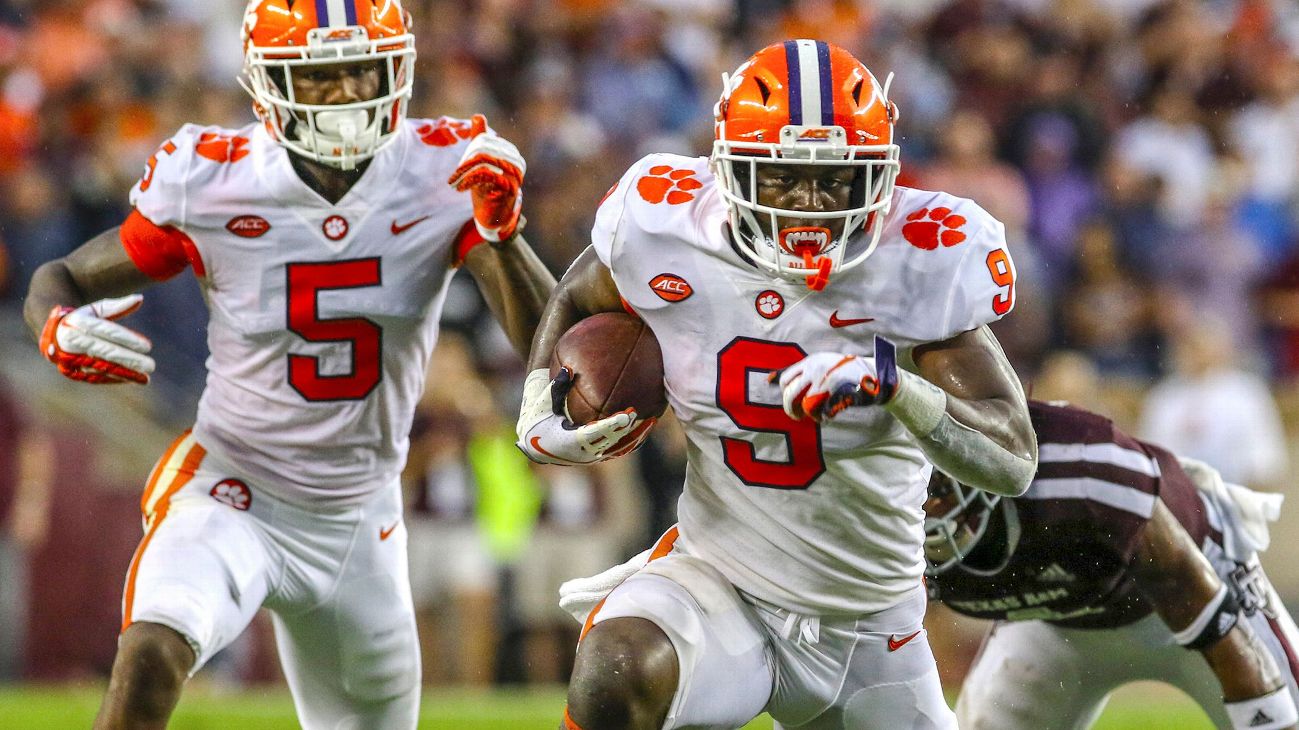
(23, 226, 152, 341)
(1205, 624, 1286, 701)
(526, 287, 586, 372)
(465, 234, 556, 360)
(525, 247, 623, 372)
(24, 260, 83, 340)
(885, 374, 1037, 496)
(1204, 625, 1297, 729)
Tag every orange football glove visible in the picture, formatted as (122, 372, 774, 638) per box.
(39, 294, 155, 385)
(447, 114, 525, 244)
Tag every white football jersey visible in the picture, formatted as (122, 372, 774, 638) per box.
(593, 153, 1017, 615)
(129, 118, 484, 506)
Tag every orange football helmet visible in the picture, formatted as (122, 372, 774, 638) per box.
(712, 40, 900, 289)
(240, 0, 415, 170)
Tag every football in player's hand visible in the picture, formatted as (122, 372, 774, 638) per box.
(550, 312, 667, 425)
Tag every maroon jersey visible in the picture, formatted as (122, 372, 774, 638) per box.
(929, 400, 1221, 629)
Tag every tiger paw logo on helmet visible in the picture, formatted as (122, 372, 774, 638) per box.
(902, 207, 967, 250)
(637, 166, 704, 205)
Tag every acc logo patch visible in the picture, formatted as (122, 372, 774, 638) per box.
(322, 215, 349, 241)
(416, 117, 474, 147)
(755, 290, 784, 319)
(637, 166, 703, 205)
(226, 215, 271, 238)
(902, 207, 967, 250)
(195, 133, 251, 163)
(648, 273, 692, 302)
(210, 478, 251, 511)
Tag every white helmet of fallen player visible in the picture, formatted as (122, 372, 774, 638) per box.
(923, 472, 1020, 575)
(240, 0, 416, 170)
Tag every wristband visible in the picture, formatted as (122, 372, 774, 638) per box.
(1226, 687, 1298, 730)
(884, 369, 946, 437)
(1173, 583, 1240, 650)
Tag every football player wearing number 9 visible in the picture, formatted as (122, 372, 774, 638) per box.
(22, 1, 554, 728)
(517, 40, 1036, 730)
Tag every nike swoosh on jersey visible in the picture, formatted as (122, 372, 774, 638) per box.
(829, 311, 875, 328)
(390, 216, 431, 235)
(379, 521, 400, 541)
(887, 629, 922, 652)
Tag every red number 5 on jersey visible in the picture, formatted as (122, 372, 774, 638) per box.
(286, 259, 382, 402)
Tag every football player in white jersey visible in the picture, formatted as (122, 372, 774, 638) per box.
(21, 1, 554, 728)
(516, 41, 1037, 729)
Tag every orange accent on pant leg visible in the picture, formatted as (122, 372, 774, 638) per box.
(580, 525, 679, 641)
(649, 525, 679, 561)
(121, 441, 206, 631)
(563, 707, 585, 730)
(140, 430, 192, 515)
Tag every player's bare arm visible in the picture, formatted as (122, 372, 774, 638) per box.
(1133, 501, 1298, 727)
(779, 325, 1035, 497)
(461, 235, 555, 359)
(24, 227, 156, 334)
(439, 112, 555, 358)
(524, 246, 622, 372)
(23, 227, 159, 384)
(904, 326, 1037, 496)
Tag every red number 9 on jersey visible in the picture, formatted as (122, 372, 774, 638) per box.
(716, 337, 826, 490)
(986, 248, 1015, 316)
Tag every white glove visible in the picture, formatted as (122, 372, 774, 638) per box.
(515, 368, 650, 465)
(39, 294, 155, 384)
(777, 349, 891, 422)
(557, 548, 652, 625)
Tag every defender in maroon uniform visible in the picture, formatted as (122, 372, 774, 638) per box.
(926, 400, 1299, 730)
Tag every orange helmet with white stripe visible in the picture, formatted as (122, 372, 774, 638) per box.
(712, 40, 900, 289)
(240, 0, 415, 170)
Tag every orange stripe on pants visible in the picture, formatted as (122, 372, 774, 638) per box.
(579, 525, 679, 641)
(121, 438, 206, 631)
(139, 430, 191, 516)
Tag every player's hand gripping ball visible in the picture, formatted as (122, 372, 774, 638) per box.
(39, 294, 155, 385)
(447, 114, 525, 244)
(516, 313, 666, 465)
(777, 336, 900, 422)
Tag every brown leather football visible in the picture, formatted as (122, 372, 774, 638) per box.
(549, 312, 667, 424)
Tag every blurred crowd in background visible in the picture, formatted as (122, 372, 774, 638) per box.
(4, 0, 1299, 694)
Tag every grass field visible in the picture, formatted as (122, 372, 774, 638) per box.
(0, 682, 1216, 728)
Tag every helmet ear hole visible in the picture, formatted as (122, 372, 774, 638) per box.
(852, 78, 863, 105)
(754, 77, 771, 105)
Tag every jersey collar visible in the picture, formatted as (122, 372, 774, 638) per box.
(253, 123, 408, 212)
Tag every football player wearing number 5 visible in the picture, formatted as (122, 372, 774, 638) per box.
(22, 1, 554, 728)
(517, 40, 1036, 730)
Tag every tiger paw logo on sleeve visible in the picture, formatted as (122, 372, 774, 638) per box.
(902, 207, 967, 249)
(196, 133, 252, 163)
(637, 166, 704, 205)
(416, 118, 474, 147)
